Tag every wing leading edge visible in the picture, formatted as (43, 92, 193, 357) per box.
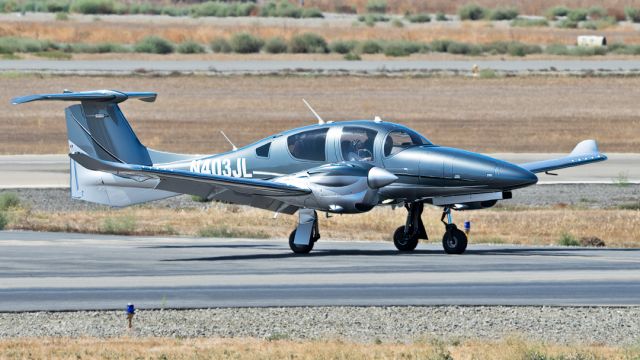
(519, 139, 607, 174)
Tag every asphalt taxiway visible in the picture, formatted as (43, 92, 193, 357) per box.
(0, 153, 633, 188)
(0, 231, 639, 311)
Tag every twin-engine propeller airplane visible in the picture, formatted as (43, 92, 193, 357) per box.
(12, 90, 607, 254)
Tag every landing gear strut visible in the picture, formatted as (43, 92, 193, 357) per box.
(440, 207, 468, 254)
(289, 209, 320, 254)
(393, 202, 428, 251)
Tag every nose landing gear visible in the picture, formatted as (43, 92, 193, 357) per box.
(440, 207, 468, 254)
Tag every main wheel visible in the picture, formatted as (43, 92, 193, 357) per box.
(442, 225, 467, 254)
(393, 226, 419, 251)
(289, 229, 314, 254)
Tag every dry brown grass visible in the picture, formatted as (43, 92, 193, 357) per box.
(3, 14, 640, 45)
(2, 75, 640, 154)
(5, 205, 640, 247)
(0, 337, 634, 360)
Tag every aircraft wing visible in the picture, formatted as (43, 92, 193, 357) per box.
(69, 152, 311, 199)
(519, 140, 607, 174)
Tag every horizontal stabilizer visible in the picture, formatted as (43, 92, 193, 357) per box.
(11, 90, 156, 105)
(70, 152, 311, 197)
(520, 140, 607, 174)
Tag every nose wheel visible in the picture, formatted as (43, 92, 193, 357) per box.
(441, 207, 468, 254)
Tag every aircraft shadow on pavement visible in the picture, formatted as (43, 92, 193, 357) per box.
(161, 246, 624, 262)
(142, 244, 280, 250)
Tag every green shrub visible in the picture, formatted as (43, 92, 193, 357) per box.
(191, 1, 255, 17)
(335, 4, 356, 14)
(54, 11, 68, 20)
(458, 4, 486, 20)
(71, 0, 115, 14)
(625, 7, 640, 22)
(68, 42, 129, 53)
(264, 37, 288, 53)
(210, 37, 231, 53)
(260, 0, 305, 18)
(545, 6, 569, 19)
(45, 0, 70, 12)
(190, 195, 211, 202)
(383, 40, 423, 57)
(435, 12, 448, 21)
(344, 52, 361, 60)
(101, 215, 136, 235)
(482, 41, 510, 54)
(289, 33, 327, 53)
(0, 211, 7, 230)
(587, 6, 607, 19)
(0, 37, 57, 53)
(446, 41, 482, 55)
(358, 39, 383, 54)
(559, 232, 580, 246)
(507, 42, 542, 56)
(302, 7, 323, 18)
(177, 41, 205, 54)
(479, 68, 497, 78)
(489, 7, 518, 20)
(510, 18, 548, 27)
(230, 33, 263, 53)
(431, 39, 452, 52)
(581, 17, 616, 30)
(567, 8, 588, 22)
(609, 43, 640, 55)
(366, 0, 387, 13)
(134, 36, 174, 54)
(35, 50, 71, 59)
(406, 13, 430, 23)
(569, 46, 607, 56)
(330, 40, 356, 54)
(358, 13, 389, 23)
(391, 18, 404, 27)
(545, 43, 569, 55)
(0, 192, 20, 211)
(556, 19, 578, 28)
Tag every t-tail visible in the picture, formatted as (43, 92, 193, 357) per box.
(12, 90, 196, 206)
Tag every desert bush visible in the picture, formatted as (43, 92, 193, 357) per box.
(68, 42, 129, 53)
(0, 211, 7, 230)
(177, 41, 205, 54)
(545, 43, 569, 55)
(625, 7, 640, 22)
(330, 40, 357, 54)
(358, 39, 383, 54)
(581, 17, 616, 30)
(446, 41, 482, 55)
(559, 232, 580, 246)
(510, 18, 548, 27)
(335, 4, 356, 14)
(230, 33, 263, 53)
(482, 41, 510, 54)
(579, 236, 605, 247)
(45, 0, 69, 12)
(260, 0, 319, 18)
(358, 13, 389, 23)
(556, 19, 578, 28)
(101, 215, 136, 235)
(479, 68, 497, 78)
(210, 37, 231, 53)
(435, 12, 448, 21)
(567, 8, 588, 22)
(71, 0, 115, 14)
(489, 7, 518, 20)
(366, 0, 387, 13)
(302, 8, 323, 18)
(507, 42, 542, 56)
(545, 6, 569, 19)
(391, 18, 404, 27)
(383, 40, 424, 57)
(344, 52, 361, 60)
(458, 4, 486, 20)
(191, 1, 255, 17)
(54, 11, 68, 20)
(289, 33, 327, 53)
(0, 37, 58, 53)
(264, 37, 288, 53)
(587, 6, 607, 19)
(0, 192, 20, 211)
(406, 13, 430, 23)
(134, 36, 174, 54)
(609, 43, 640, 55)
(430, 39, 452, 52)
(569, 46, 607, 56)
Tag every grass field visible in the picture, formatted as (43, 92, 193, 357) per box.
(2, 75, 639, 154)
(2, 13, 640, 47)
(3, 203, 639, 247)
(0, 337, 636, 360)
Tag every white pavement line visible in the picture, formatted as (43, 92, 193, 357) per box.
(1, 270, 638, 289)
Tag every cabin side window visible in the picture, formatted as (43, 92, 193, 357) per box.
(340, 127, 377, 162)
(384, 130, 428, 157)
(287, 128, 329, 161)
(255, 142, 271, 158)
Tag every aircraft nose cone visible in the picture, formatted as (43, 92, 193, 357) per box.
(368, 167, 398, 189)
(498, 163, 538, 189)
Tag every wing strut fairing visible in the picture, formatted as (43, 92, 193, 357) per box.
(519, 139, 607, 174)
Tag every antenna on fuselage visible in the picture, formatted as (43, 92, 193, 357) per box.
(302, 99, 324, 125)
(220, 131, 237, 151)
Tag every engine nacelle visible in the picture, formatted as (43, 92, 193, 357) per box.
(274, 162, 397, 214)
(452, 200, 498, 211)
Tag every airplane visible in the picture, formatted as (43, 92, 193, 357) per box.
(11, 90, 607, 254)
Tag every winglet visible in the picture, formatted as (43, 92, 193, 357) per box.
(519, 139, 607, 174)
(570, 139, 599, 156)
(11, 90, 157, 105)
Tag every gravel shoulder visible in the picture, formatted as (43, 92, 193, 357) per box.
(1, 306, 638, 345)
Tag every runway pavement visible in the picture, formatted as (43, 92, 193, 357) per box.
(0, 231, 639, 311)
(0, 153, 634, 188)
(1, 60, 640, 75)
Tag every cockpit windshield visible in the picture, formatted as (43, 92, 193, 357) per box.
(384, 128, 432, 157)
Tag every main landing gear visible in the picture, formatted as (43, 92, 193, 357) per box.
(289, 209, 320, 254)
(393, 203, 468, 254)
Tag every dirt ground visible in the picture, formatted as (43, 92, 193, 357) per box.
(1, 74, 639, 154)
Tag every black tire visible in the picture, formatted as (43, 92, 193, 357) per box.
(289, 229, 314, 254)
(393, 226, 419, 251)
(442, 226, 468, 254)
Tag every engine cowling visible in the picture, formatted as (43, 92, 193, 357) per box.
(275, 162, 397, 213)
